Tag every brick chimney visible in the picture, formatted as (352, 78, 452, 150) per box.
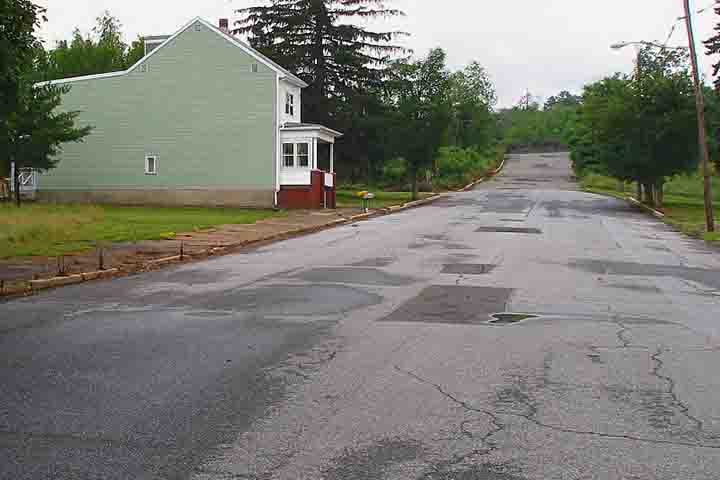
(219, 18, 229, 33)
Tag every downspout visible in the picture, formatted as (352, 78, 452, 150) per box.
(274, 74, 281, 207)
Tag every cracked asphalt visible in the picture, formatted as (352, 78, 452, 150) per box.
(3, 152, 720, 479)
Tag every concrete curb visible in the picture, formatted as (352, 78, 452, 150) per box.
(29, 268, 119, 292)
(146, 255, 182, 266)
(458, 154, 508, 192)
(627, 196, 666, 219)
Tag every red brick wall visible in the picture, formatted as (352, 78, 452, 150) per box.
(278, 171, 336, 209)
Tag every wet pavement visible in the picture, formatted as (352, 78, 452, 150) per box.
(3, 152, 720, 479)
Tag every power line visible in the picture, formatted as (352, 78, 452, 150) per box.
(665, 1, 715, 47)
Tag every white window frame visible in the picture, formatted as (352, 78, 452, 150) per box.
(282, 143, 295, 168)
(296, 142, 309, 168)
(285, 93, 294, 117)
(145, 154, 158, 175)
(281, 142, 310, 168)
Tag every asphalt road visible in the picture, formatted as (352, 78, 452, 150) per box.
(2, 152, 720, 479)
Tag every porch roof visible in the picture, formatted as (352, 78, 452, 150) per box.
(280, 123, 343, 141)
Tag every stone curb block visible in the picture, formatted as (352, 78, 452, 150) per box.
(30, 273, 85, 291)
(146, 255, 182, 266)
(81, 268, 119, 281)
(27, 268, 121, 292)
(0, 284, 30, 296)
(627, 196, 666, 219)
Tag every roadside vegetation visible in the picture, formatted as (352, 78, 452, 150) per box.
(497, 39, 720, 244)
(582, 173, 720, 243)
(335, 190, 434, 209)
(0, 204, 278, 258)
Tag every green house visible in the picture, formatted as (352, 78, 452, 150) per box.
(36, 17, 342, 209)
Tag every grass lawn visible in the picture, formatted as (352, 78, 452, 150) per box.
(0, 203, 279, 258)
(335, 190, 434, 209)
(581, 173, 720, 243)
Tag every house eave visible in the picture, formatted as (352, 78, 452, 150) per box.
(280, 124, 344, 138)
(35, 16, 309, 89)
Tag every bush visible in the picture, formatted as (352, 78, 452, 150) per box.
(434, 146, 493, 189)
(381, 157, 408, 187)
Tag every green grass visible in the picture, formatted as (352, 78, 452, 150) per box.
(581, 173, 720, 243)
(0, 203, 279, 258)
(335, 190, 433, 209)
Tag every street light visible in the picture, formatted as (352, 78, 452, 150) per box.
(611, 40, 688, 51)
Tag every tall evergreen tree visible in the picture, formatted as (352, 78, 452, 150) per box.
(705, 1, 720, 91)
(388, 48, 453, 199)
(235, 0, 405, 178)
(235, 0, 404, 123)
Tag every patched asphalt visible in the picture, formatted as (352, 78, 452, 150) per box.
(2, 152, 720, 479)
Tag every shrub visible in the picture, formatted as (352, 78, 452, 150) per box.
(434, 146, 492, 189)
(381, 157, 408, 187)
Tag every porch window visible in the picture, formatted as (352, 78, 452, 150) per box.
(297, 143, 309, 167)
(282, 142, 310, 168)
(283, 143, 295, 167)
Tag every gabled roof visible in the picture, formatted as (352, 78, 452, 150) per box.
(37, 17, 308, 88)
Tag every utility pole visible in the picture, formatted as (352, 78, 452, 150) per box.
(683, 0, 715, 232)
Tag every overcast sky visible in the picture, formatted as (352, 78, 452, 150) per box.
(35, 0, 720, 108)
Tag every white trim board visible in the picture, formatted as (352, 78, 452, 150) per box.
(36, 17, 308, 88)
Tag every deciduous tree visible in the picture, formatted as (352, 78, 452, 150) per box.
(7, 80, 92, 205)
(0, 0, 45, 176)
(388, 48, 453, 199)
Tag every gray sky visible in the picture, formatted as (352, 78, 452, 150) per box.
(35, 0, 720, 108)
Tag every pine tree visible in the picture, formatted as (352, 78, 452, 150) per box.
(705, 1, 720, 91)
(235, 0, 405, 173)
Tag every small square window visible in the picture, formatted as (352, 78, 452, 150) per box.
(195, 23, 203, 31)
(145, 155, 158, 175)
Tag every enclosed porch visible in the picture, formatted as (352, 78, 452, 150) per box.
(278, 123, 342, 209)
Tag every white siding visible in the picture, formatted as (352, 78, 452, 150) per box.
(280, 79, 302, 124)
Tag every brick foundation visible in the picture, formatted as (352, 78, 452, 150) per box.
(278, 170, 335, 209)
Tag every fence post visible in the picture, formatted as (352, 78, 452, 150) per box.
(57, 256, 66, 276)
(98, 244, 105, 271)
